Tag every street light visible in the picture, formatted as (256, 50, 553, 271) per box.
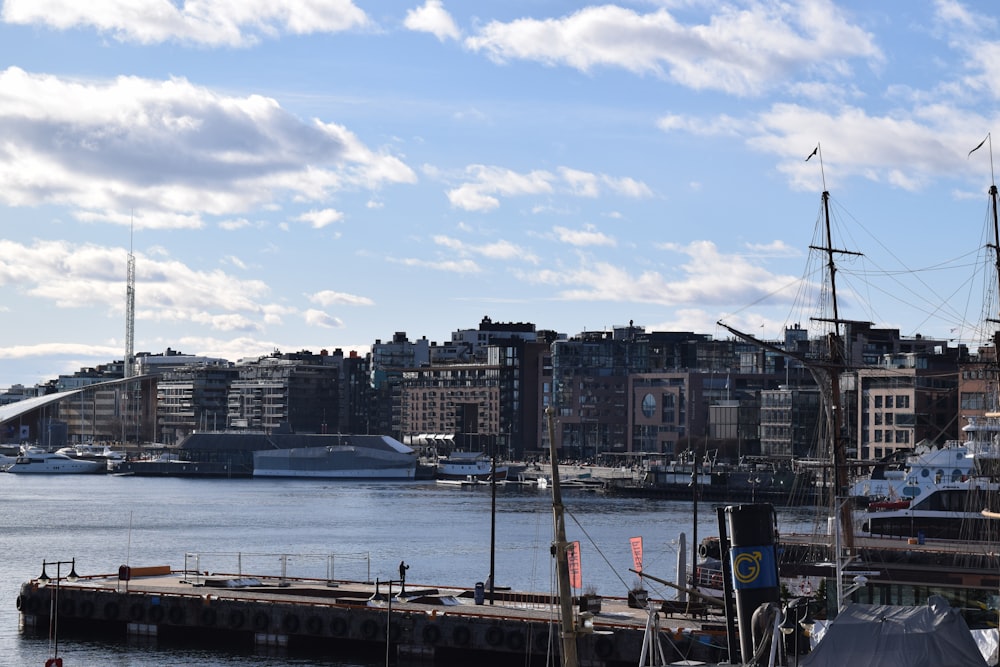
(37, 559, 79, 667)
(779, 596, 814, 666)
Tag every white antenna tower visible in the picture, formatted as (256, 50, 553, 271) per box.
(125, 213, 135, 379)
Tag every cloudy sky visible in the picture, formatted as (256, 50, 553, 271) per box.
(0, 0, 998, 387)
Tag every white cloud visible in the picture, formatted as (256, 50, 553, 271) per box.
(433, 235, 537, 262)
(0, 238, 290, 332)
(297, 208, 345, 228)
(308, 290, 374, 307)
(304, 309, 345, 328)
(0, 68, 415, 228)
(447, 164, 650, 211)
(404, 0, 461, 42)
(394, 257, 481, 273)
(1, 0, 371, 47)
(518, 240, 801, 307)
(465, 1, 882, 96)
(553, 225, 616, 247)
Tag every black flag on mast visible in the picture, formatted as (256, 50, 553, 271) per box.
(805, 146, 818, 161)
(969, 133, 990, 157)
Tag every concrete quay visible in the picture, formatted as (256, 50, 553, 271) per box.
(16, 566, 728, 665)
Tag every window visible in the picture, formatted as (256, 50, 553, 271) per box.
(885, 396, 894, 409)
(874, 396, 883, 408)
(641, 394, 656, 418)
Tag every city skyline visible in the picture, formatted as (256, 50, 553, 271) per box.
(1, 1, 999, 388)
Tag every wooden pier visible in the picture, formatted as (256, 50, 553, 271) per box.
(16, 565, 730, 665)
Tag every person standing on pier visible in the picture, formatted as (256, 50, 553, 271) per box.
(399, 560, 409, 595)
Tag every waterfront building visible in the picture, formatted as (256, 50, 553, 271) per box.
(854, 352, 959, 460)
(226, 350, 341, 434)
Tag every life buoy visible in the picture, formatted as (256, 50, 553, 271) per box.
(305, 615, 323, 635)
(228, 609, 245, 629)
(594, 635, 614, 658)
(331, 616, 348, 636)
(507, 630, 525, 651)
(253, 612, 270, 632)
(282, 614, 300, 634)
(104, 601, 120, 620)
(80, 600, 95, 618)
(452, 625, 471, 646)
(422, 623, 441, 643)
(485, 625, 504, 646)
(200, 608, 217, 627)
(168, 605, 184, 625)
(360, 618, 379, 639)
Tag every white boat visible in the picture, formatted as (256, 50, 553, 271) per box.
(5, 450, 105, 474)
(848, 435, 995, 503)
(253, 435, 416, 479)
(436, 452, 508, 483)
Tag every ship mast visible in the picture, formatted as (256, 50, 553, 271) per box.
(546, 406, 579, 667)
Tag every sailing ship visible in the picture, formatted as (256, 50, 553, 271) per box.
(718, 145, 1000, 627)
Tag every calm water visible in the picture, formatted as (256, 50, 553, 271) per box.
(0, 475, 824, 666)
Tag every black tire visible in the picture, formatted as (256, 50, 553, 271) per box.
(305, 615, 323, 635)
(129, 602, 145, 621)
(485, 625, 504, 646)
(168, 605, 185, 625)
(360, 618, 379, 639)
(282, 614, 300, 634)
(200, 608, 217, 627)
(228, 609, 245, 629)
(452, 625, 471, 646)
(253, 612, 270, 632)
(331, 616, 348, 636)
(147, 605, 164, 623)
(104, 601, 120, 620)
(507, 630, 525, 651)
(422, 623, 441, 644)
(79, 600, 95, 618)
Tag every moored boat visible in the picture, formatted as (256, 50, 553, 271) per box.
(435, 451, 508, 483)
(5, 450, 105, 474)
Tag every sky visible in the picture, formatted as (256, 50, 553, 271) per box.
(1, 0, 1000, 389)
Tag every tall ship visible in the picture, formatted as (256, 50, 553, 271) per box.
(253, 434, 416, 479)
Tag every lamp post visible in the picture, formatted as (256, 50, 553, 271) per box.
(37, 558, 79, 666)
(779, 596, 814, 666)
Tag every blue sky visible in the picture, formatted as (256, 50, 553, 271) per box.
(1, 0, 998, 388)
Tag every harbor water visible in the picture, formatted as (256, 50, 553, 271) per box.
(0, 474, 823, 666)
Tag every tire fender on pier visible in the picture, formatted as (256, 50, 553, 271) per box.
(452, 625, 471, 646)
(228, 609, 245, 629)
(253, 612, 270, 632)
(80, 600, 95, 619)
(485, 625, 504, 646)
(200, 607, 217, 627)
(331, 616, 348, 636)
(168, 605, 185, 625)
(305, 615, 323, 635)
(360, 618, 379, 640)
(507, 630, 525, 651)
(422, 623, 441, 644)
(103, 601, 120, 620)
(282, 613, 300, 634)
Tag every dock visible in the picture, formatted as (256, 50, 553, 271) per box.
(16, 565, 730, 665)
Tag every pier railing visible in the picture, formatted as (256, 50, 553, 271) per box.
(182, 551, 372, 587)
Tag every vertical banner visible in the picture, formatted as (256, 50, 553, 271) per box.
(630, 536, 644, 572)
(567, 541, 582, 589)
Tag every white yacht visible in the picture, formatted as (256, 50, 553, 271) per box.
(5, 450, 105, 474)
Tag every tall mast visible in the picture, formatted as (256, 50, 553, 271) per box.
(546, 406, 579, 667)
(125, 214, 135, 379)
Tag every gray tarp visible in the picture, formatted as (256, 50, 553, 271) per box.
(801, 595, 988, 667)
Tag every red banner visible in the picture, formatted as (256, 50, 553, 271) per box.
(567, 541, 582, 589)
(630, 536, 643, 572)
